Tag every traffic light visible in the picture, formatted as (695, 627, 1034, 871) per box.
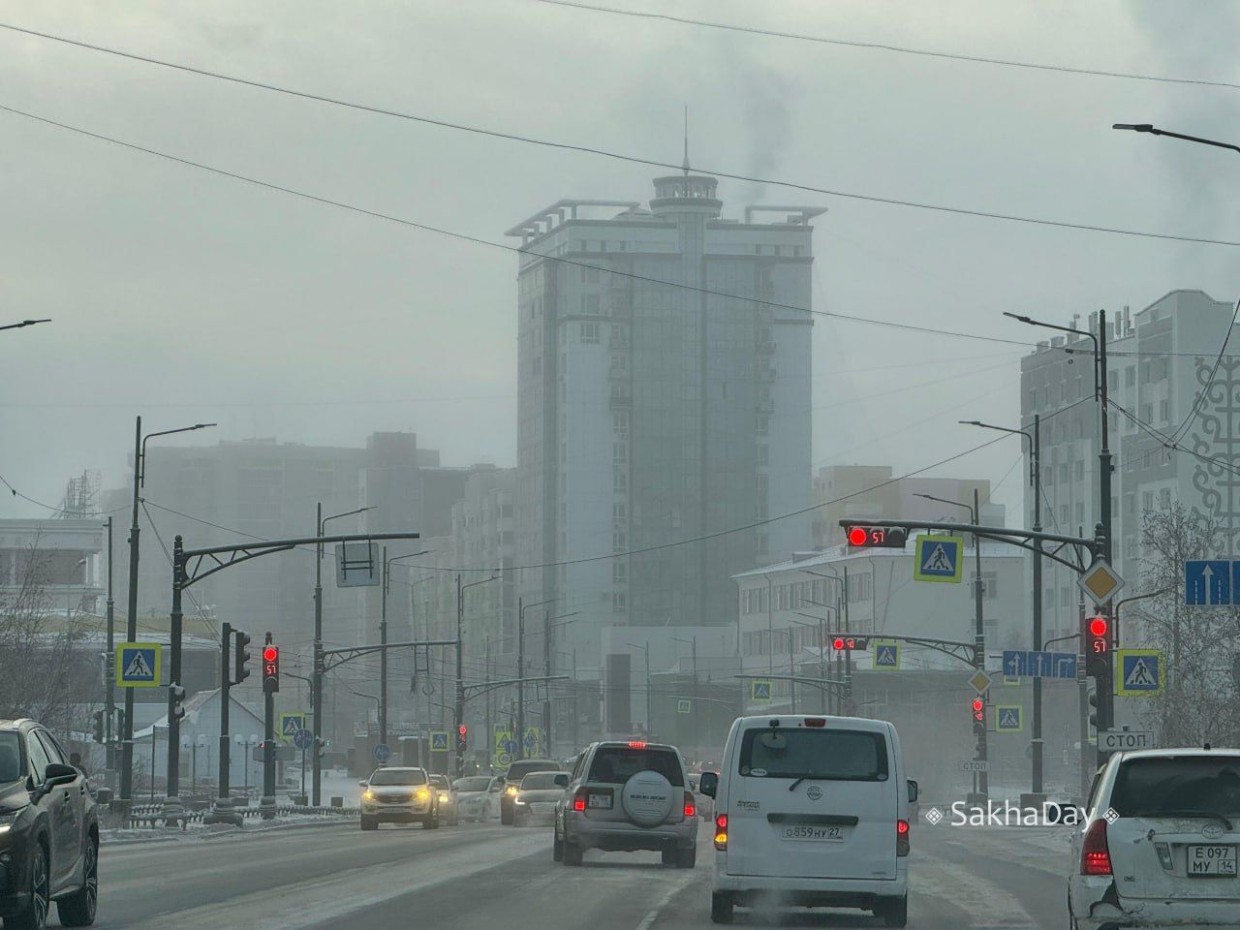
(169, 682, 187, 722)
(831, 636, 869, 651)
(234, 630, 252, 685)
(1084, 615, 1110, 678)
(1088, 691, 1100, 732)
(456, 724, 468, 753)
(92, 710, 104, 743)
(842, 523, 908, 549)
(970, 697, 985, 734)
(263, 644, 280, 693)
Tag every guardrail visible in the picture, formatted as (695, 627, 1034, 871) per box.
(119, 802, 361, 829)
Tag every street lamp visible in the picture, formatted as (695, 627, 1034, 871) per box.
(962, 416, 1046, 799)
(804, 570, 851, 711)
(456, 572, 500, 775)
(312, 503, 373, 806)
(119, 417, 215, 806)
(541, 611, 580, 756)
(381, 548, 431, 747)
(517, 597, 555, 759)
(916, 489, 990, 800)
(1113, 123, 1240, 156)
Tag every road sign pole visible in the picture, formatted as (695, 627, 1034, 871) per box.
(161, 536, 186, 827)
(973, 489, 989, 801)
(1030, 413, 1045, 802)
(262, 631, 276, 819)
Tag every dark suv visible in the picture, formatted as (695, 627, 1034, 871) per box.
(500, 759, 562, 825)
(0, 719, 99, 929)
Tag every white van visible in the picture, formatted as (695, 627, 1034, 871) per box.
(699, 714, 915, 927)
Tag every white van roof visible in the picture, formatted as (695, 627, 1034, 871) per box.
(733, 714, 893, 734)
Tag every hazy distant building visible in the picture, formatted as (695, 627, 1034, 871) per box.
(508, 169, 820, 666)
(810, 466, 996, 550)
(1019, 290, 1236, 644)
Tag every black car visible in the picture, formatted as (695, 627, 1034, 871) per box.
(499, 759, 562, 825)
(0, 719, 99, 929)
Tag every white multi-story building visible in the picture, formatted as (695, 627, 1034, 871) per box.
(1019, 290, 1236, 644)
(508, 170, 821, 667)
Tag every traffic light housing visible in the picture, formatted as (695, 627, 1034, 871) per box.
(169, 682, 187, 722)
(1088, 691, 1100, 732)
(831, 636, 870, 651)
(234, 630, 252, 685)
(263, 644, 280, 693)
(1084, 615, 1111, 678)
(457, 724, 468, 753)
(842, 523, 909, 549)
(970, 697, 985, 734)
(93, 710, 104, 743)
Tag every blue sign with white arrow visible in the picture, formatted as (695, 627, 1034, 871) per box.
(1002, 650, 1078, 680)
(1185, 560, 1232, 606)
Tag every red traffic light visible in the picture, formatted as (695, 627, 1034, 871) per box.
(1088, 617, 1108, 638)
(263, 645, 279, 662)
(847, 526, 869, 546)
(971, 698, 984, 712)
(832, 636, 845, 650)
(843, 524, 908, 549)
(458, 724, 468, 737)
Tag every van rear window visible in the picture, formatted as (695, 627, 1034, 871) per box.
(738, 728, 888, 782)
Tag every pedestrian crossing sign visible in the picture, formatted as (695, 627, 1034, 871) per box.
(914, 535, 963, 583)
(116, 642, 161, 688)
(996, 705, 1024, 731)
(751, 680, 772, 702)
(279, 713, 306, 738)
(873, 641, 900, 670)
(431, 731, 449, 751)
(1117, 649, 1163, 696)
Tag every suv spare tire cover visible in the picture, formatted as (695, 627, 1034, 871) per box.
(621, 770, 675, 827)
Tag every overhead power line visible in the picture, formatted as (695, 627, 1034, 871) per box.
(1, 24, 1238, 249)
(533, 0, 1240, 92)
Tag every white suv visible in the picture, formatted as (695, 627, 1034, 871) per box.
(1068, 747, 1240, 929)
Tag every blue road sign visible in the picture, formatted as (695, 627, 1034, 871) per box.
(1118, 650, 1163, 696)
(996, 706, 1023, 731)
(293, 728, 314, 750)
(1053, 652, 1078, 679)
(1002, 650, 1078, 680)
(1002, 650, 1028, 677)
(430, 732, 449, 752)
(751, 681, 772, 701)
(116, 643, 160, 687)
(523, 731, 537, 751)
(502, 739, 519, 755)
(373, 743, 391, 763)
(279, 713, 306, 738)
(1185, 560, 1231, 606)
(875, 643, 899, 668)
(914, 535, 963, 583)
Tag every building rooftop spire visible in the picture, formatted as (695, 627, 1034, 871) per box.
(682, 104, 690, 176)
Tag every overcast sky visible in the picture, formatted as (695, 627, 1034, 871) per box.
(3, 0, 1239, 533)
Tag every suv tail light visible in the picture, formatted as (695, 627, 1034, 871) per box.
(896, 818, 910, 857)
(1081, 819, 1112, 875)
(714, 813, 728, 851)
(572, 788, 588, 813)
(684, 791, 696, 818)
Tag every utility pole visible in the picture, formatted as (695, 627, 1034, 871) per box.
(120, 417, 141, 804)
(543, 610, 553, 756)
(973, 488, 989, 800)
(456, 574, 465, 776)
(1096, 309, 1117, 750)
(262, 631, 276, 820)
(517, 599, 525, 760)
(104, 517, 115, 772)
(1030, 414, 1045, 800)
(312, 501, 323, 807)
(380, 546, 389, 748)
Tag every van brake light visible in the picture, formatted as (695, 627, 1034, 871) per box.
(804, 717, 827, 727)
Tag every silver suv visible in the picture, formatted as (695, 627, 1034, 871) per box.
(554, 740, 698, 868)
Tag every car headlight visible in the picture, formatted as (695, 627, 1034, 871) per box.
(514, 797, 526, 805)
(439, 793, 450, 802)
(506, 785, 518, 796)
(416, 788, 430, 802)
(362, 789, 374, 801)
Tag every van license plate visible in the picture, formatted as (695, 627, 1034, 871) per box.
(1187, 845, 1237, 876)
(782, 825, 844, 841)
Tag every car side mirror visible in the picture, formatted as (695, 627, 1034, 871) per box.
(358, 780, 368, 788)
(553, 773, 568, 788)
(699, 771, 718, 798)
(43, 763, 78, 789)
(907, 779, 919, 804)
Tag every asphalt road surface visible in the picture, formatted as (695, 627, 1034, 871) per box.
(78, 817, 1074, 929)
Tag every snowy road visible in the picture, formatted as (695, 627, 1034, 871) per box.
(78, 818, 1074, 928)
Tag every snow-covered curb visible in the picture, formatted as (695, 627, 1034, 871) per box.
(101, 813, 359, 845)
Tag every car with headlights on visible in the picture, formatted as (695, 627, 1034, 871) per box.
(500, 759, 563, 825)
(513, 771, 568, 826)
(430, 773, 459, 825)
(0, 718, 99, 930)
(1068, 746, 1240, 929)
(453, 776, 495, 822)
(359, 766, 439, 830)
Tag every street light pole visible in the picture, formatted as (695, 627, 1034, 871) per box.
(517, 596, 554, 759)
(380, 548, 431, 750)
(312, 503, 373, 806)
(456, 572, 499, 775)
(104, 517, 115, 770)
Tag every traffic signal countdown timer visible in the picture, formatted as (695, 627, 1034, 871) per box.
(844, 524, 909, 549)
(263, 644, 280, 694)
(970, 697, 985, 734)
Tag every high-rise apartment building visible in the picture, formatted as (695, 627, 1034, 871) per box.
(1019, 290, 1235, 643)
(508, 170, 820, 665)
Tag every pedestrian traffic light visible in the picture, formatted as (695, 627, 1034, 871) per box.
(1084, 615, 1110, 678)
(457, 724, 468, 753)
(92, 710, 104, 743)
(262, 644, 280, 694)
(169, 682, 187, 722)
(234, 629, 252, 685)
(831, 636, 870, 651)
(970, 697, 985, 734)
(842, 523, 908, 549)
(1088, 691, 1100, 732)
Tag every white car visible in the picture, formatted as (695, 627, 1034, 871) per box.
(1068, 746, 1240, 929)
(701, 715, 913, 927)
(453, 775, 496, 822)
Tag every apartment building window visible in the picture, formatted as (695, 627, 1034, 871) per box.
(1160, 487, 1172, 510)
(1075, 461, 1084, 481)
(1159, 400, 1169, 423)
(1143, 491, 1154, 511)
(1125, 367, 1135, 387)
(613, 591, 627, 612)
(1059, 505, 1068, 524)
(757, 444, 769, 465)
(582, 264, 600, 283)
(581, 321, 600, 343)
(1108, 371, 1118, 391)
(613, 442, 627, 464)
(613, 532, 627, 551)
(1058, 464, 1068, 484)
(613, 469, 627, 493)
(1141, 403, 1153, 423)
(1075, 503, 1084, 524)
(613, 563, 627, 584)
(613, 502, 627, 522)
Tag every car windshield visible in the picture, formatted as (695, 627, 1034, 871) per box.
(454, 777, 490, 792)
(520, 772, 562, 790)
(1111, 756, 1240, 817)
(738, 728, 889, 782)
(588, 748, 684, 787)
(430, 775, 450, 788)
(369, 769, 427, 786)
(0, 733, 21, 783)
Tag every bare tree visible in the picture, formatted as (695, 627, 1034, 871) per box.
(1132, 503, 1240, 746)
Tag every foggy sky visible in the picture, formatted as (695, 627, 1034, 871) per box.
(3, 0, 1239, 539)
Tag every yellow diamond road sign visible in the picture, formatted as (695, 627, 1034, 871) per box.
(968, 670, 992, 694)
(1078, 559, 1125, 607)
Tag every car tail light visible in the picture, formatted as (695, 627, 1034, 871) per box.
(804, 717, 827, 727)
(896, 818, 910, 857)
(628, 741, 647, 749)
(714, 813, 728, 851)
(684, 791, 696, 818)
(573, 789, 588, 813)
(1081, 819, 1112, 875)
